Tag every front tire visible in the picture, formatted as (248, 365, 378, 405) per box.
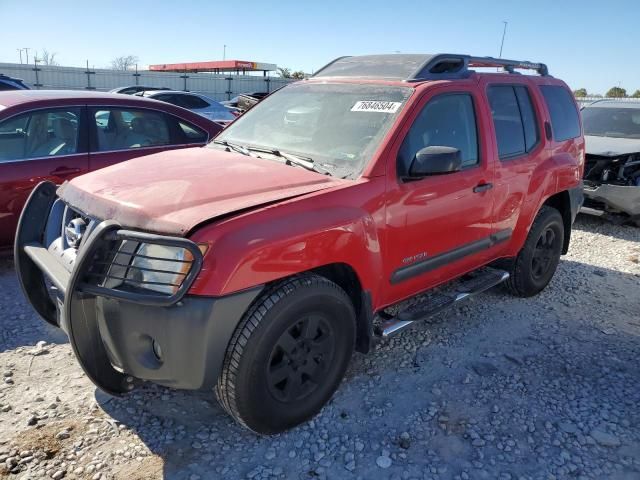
(504, 206, 564, 297)
(215, 274, 356, 435)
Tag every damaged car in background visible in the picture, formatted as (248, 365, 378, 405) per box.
(581, 100, 640, 226)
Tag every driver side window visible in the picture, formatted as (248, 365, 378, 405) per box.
(398, 93, 478, 177)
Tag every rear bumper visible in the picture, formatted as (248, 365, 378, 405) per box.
(15, 182, 262, 394)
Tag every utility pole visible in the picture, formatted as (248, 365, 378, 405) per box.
(498, 21, 508, 58)
(17, 49, 23, 64)
(223, 45, 227, 61)
(23, 47, 31, 64)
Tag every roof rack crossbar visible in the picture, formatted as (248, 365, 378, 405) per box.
(410, 54, 549, 80)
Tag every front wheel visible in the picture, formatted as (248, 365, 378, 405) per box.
(504, 206, 564, 297)
(216, 274, 356, 435)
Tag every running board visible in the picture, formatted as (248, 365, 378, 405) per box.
(377, 267, 509, 338)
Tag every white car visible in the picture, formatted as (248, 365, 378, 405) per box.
(138, 90, 236, 124)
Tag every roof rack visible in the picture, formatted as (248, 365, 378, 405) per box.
(312, 54, 549, 81)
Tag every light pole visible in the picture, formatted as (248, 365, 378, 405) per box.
(23, 47, 31, 64)
(16, 49, 23, 64)
(498, 21, 508, 58)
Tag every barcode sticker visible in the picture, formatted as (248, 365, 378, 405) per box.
(351, 101, 402, 113)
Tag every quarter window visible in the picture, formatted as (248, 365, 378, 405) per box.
(92, 108, 170, 152)
(487, 85, 539, 159)
(0, 108, 81, 163)
(540, 85, 581, 141)
(398, 93, 479, 177)
(178, 121, 208, 142)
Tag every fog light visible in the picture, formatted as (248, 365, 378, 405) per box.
(152, 339, 163, 360)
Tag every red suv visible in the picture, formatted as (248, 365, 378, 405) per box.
(0, 90, 222, 250)
(16, 54, 584, 434)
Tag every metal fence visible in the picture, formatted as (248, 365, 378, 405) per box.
(576, 96, 640, 107)
(0, 62, 293, 102)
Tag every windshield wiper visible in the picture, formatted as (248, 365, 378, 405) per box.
(246, 146, 331, 175)
(213, 139, 251, 156)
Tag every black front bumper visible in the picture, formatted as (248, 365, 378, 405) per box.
(15, 182, 262, 394)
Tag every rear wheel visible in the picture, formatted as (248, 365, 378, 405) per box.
(215, 274, 356, 435)
(504, 206, 564, 297)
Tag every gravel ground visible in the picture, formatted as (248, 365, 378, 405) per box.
(0, 214, 639, 480)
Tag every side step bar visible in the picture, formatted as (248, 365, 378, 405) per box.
(377, 267, 509, 337)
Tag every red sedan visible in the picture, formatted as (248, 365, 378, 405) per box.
(0, 90, 223, 250)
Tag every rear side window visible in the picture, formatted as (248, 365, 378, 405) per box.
(540, 85, 581, 141)
(92, 108, 170, 152)
(180, 95, 210, 109)
(487, 85, 539, 159)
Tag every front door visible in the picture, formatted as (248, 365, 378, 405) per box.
(0, 107, 88, 249)
(383, 85, 496, 305)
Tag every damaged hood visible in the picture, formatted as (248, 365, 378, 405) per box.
(585, 135, 640, 157)
(59, 147, 347, 235)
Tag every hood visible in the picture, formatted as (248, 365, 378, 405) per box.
(59, 147, 347, 235)
(585, 135, 640, 157)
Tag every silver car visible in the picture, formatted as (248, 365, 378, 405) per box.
(139, 90, 236, 124)
(581, 99, 640, 225)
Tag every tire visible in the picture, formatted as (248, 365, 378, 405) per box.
(504, 206, 564, 297)
(215, 274, 356, 435)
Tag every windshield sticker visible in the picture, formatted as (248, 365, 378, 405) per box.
(351, 101, 402, 113)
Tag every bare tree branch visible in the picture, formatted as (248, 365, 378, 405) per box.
(111, 55, 139, 71)
(39, 49, 59, 66)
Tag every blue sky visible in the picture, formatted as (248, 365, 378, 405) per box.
(1, 0, 638, 95)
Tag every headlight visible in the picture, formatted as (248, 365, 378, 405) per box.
(125, 243, 207, 295)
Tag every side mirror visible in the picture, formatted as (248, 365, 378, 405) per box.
(409, 146, 462, 177)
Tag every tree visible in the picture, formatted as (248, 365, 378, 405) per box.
(111, 55, 139, 71)
(291, 70, 306, 80)
(573, 88, 587, 98)
(39, 49, 59, 66)
(632, 90, 640, 98)
(277, 67, 292, 78)
(606, 86, 627, 98)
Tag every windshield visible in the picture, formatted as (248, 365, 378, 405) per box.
(212, 82, 412, 177)
(582, 106, 640, 139)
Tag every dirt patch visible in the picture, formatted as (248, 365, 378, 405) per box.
(111, 455, 164, 480)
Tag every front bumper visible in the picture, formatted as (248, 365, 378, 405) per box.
(15, 182, 262, 394)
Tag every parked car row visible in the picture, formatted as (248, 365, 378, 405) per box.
(0, 90, 223, 250)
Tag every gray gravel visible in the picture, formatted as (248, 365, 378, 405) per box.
(0, 214, 639, 479)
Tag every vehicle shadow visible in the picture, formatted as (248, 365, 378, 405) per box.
(0, 253, 68, 352)
(574, 212, 640, 241)
(96, 258, 640, 479)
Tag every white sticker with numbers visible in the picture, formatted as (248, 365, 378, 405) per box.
(351, 101, 402, 113)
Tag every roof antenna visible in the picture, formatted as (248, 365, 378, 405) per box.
(498, 21, 508, 59)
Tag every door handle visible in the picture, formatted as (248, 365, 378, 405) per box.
(50, 167, 81, 176)
(473, 182, 493, 193)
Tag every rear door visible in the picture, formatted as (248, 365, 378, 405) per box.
(478, 77, 547, 245)
(88, 106, 211, 171)
(0, 106, 88, 248)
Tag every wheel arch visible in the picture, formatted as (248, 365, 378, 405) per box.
(541, 190, 572, 254)
(309, 263, 373, 354)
